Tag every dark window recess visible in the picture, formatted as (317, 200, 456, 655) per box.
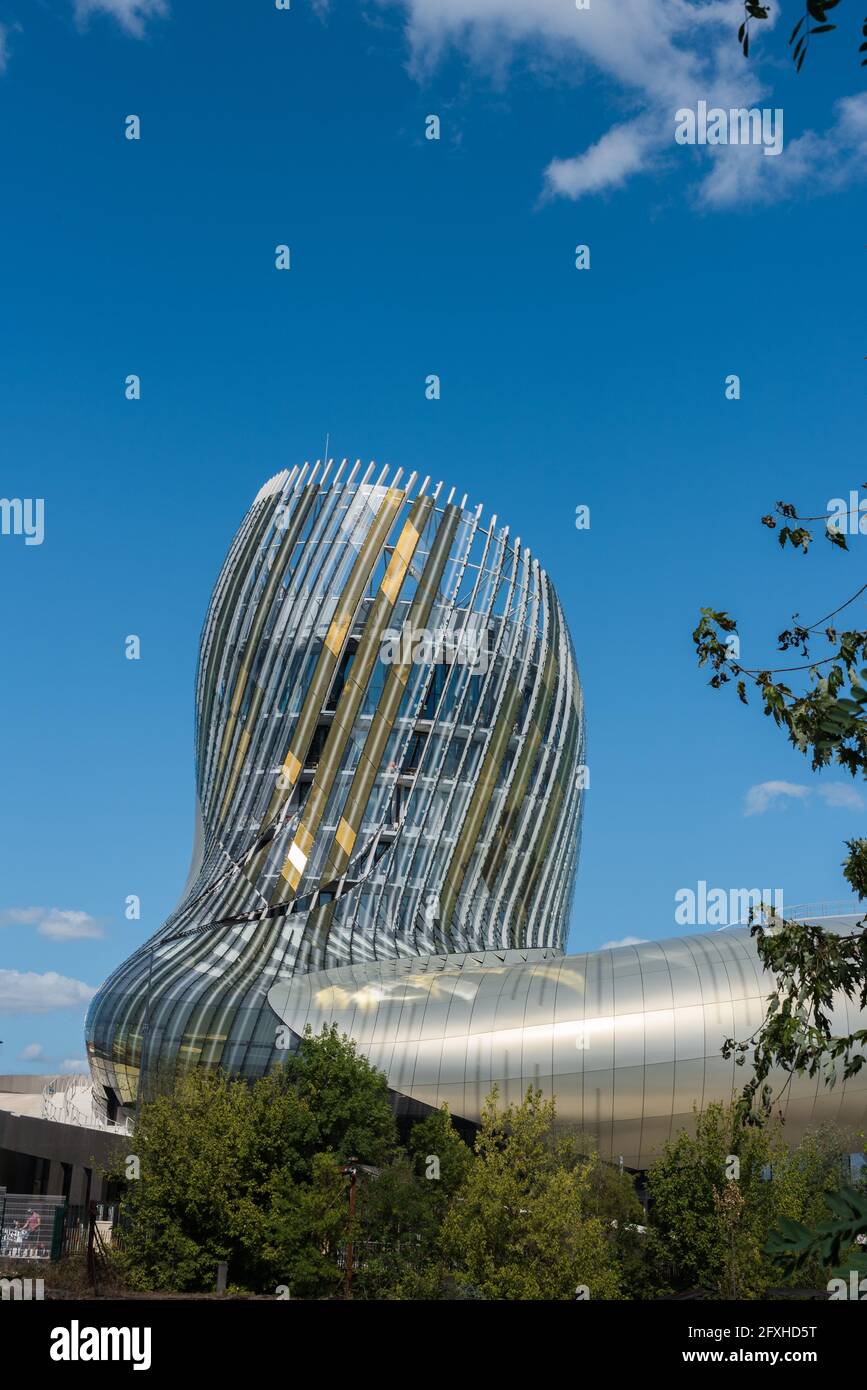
(481, 681, 499, 726)
(444, 736, 466, 779)
(250, 638, 270, 684)
(420, 664, 449, 719)
(403, 733, 426, 773)
(325, 645, 356, 711)
(306, 724, 329, 766)
(463, 673, 484, 723)
(32, 1156, 49, 1195)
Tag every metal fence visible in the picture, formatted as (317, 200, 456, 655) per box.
(0, 1191, 65, 1261)
(60, 1202, 122, 1258)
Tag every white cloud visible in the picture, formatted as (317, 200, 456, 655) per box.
(1, 907, 103, 940)
(0, 24, 9, 74)
(58, 1058, 88, 1074)
(17, 1043, 46, 1062)
(817, 782, 866, 811)
(744, 779, 865, 815)
(73, 0, 170, 39)
(1, 907, 44, 925)
(699, 93, 867, 208)
(599, 935, 648, 950)
(379, 0, 867, 207)
(38, 909, 103, 941)
(744, 781, 810, 816)
(0, 970, 97, 1013)
(544, 120, 656, 201)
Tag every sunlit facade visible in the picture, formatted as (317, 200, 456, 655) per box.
(86, 463, 585, 1110)
(86, 465, 867, 1163)
(269, 925, 867, 1169)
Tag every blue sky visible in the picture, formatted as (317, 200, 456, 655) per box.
(1, 0, 865, 1073)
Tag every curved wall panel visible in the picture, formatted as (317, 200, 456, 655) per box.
(268, 930, 867, 1169)
(86, 464, 585, 1105)
(86, 464, 866, 1165)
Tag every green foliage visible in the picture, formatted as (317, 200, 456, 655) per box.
(765, 1184, 867, 1279)
(407, 1103, 474, 1210)
(280, 1023, 398, 1166)
(352, 1105, 474, 1299)
(111, 1066, 315, 1291)
(694, 491, 867, 1264)
(112, 1025, 397, 1293)
(106, 1030, 862, 1300)
(581, 1143, 651, 1296)
(265, 1152, 348, 1300)
(438, 1086, 622, 1300)
(646, 1103, 853, 1297)
(352, 1156, 440, 1299)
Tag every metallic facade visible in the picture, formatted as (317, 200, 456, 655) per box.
(268, 929, 867, 1170)
(86, 463, 584, 1108)
(86, 465, 867, 1165)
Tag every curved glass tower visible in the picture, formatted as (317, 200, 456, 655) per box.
(86, 463, 867, 1164)
(86, 463, 585, 1109)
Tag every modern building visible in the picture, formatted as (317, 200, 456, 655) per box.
(0, 1075, 126, 1207)
(82, 464, 867, 1165)
(86, 463, 584, 1110)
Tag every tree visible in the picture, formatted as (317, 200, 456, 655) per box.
(351, 1106, 474, 1299)
(351, 1156, 439, 1299)
(693, 498, 867, 1113)
(112, 1027, 398, 1293)
(646, 1102, 854, 1297)
(580, 1142, 651, 1296)
(111, 1067, 316, 1291)
(265, 1152, 348, 1300)
(736, 1, 867, 73)
(438, 1086, 621, 1300)
(762, 1124, 865, 1285)
(407, 1103, 474, 1213)
(694, 497, 867, 1260)
(281, 1023, 398, 1167)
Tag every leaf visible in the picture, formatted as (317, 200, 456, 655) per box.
(790, 15, 806, 41)
(810, 23, 837, 31)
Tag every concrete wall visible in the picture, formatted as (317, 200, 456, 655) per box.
(0, 1108, 126, 1205)
(0, 1074, 82, 1095)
